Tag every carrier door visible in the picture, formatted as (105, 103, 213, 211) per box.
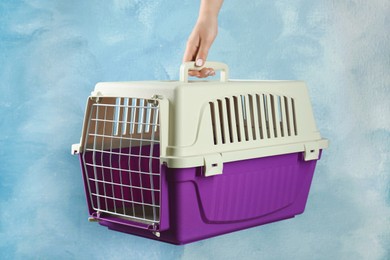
(79, 96, 169, 232)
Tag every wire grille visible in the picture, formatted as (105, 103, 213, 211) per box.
(82, 97, 161, 225)
(209, 94, 297, 145)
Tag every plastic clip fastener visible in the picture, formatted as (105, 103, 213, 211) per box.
(203, 153, 223, 177)
(71, 143, 81, 155)
(304, 142, 320, 161)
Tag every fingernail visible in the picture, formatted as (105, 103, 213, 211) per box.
(195, 59, 203, 67)
(205, 70, 211, 76)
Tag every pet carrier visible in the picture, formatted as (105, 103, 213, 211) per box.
(72, 62, 328, 245)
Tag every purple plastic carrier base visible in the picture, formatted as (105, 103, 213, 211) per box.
(80, 150, 320, 245)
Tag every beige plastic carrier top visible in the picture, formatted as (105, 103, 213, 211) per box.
(72, 62, 328, 177)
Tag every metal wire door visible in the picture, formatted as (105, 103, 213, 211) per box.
(81, 97, 161, 227)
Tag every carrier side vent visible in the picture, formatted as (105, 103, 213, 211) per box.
(209, 94, 297, 145)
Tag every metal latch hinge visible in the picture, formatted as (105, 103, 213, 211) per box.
(148, 94, 164, 106)
(304, 142, 320, 161)
(90, 91, 103, 103)
(203, 153, 223, 177)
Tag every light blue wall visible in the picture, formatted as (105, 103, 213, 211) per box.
(1, 0, 389, 259)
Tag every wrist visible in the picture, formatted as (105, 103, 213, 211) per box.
(197, 13, 218, 25)
(199, 9, 219, 19)
(198, 0, 223, 19)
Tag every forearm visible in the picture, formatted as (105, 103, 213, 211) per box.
(198, 0, 223, 20)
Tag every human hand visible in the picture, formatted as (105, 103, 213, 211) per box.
(183, 0, 223, 78)
(183, 16, 218, 78)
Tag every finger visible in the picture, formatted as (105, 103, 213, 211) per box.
(198, 68, 215, 78)
(195, 39, 212, 67)
(183, 39, 201, 77)
(199, 68, 210, 78)
(189, 70, 200, 77)
(183, 37, 200, 63)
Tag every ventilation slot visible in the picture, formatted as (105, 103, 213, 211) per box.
(209, 102, 217, 145)
(283, 96, 298, 136)
(225, 98, 234, 143)
(209, 94, 297, 145)
(248, 95, 257, 140)
(241, 95, 250, 141)
(233, 96, 242, 142)
(291, 99, 298, 135)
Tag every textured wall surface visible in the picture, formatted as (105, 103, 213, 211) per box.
(1, 0, 389, 259)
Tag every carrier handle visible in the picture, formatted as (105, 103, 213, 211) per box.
(180, 61, 229, 83)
